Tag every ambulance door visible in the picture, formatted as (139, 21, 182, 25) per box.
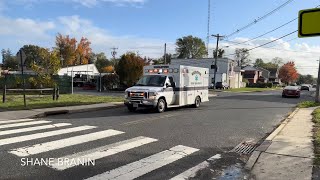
(164, 76, 176, 105)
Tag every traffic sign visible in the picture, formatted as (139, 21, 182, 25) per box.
(298, 8, 320, 38)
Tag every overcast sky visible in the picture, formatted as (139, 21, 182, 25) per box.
(0, 0, 320, 75)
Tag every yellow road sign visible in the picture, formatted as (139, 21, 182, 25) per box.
(298, 8, 320, 38)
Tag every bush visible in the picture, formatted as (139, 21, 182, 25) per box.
(298, 101, 320, 108)
(247, 82, 273, 88)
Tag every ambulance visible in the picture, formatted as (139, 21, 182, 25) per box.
(124, 65, 209, 113)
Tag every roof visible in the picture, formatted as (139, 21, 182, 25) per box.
(234, 66, 245, 72)
(58, 64, 99, 76)
(242, 66, 259, 71)
(255, 67, 270, 73)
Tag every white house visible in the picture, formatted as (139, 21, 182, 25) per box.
(171, 58, 245, 88)
(58, 64, 99, 77)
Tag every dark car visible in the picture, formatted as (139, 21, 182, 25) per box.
(300, 84, 311, 91)
(282, 86, 301, 98)
(215, 82, 229, 90)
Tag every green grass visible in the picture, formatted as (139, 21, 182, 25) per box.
(224, 87, 280, 92)
(298, 101, 320, 108)
(312, 108, 320, 165)
(0, 94, 123, 110)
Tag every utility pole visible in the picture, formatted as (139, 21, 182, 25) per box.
(212, 34, 224, 89)
(206, 0, 211, 57)
(164, 43, 167, 64)
(111, 47, 118, 59)
(111, 47, 118, 66)
(316, 57, 320, 102)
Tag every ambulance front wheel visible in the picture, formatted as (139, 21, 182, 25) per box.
(193, 96, 201, 108)
(156, 99, 166, 113)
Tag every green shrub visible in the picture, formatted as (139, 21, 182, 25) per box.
(298, 101, 320, 108)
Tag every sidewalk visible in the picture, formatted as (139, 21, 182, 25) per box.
(0, 102, 123, 120)
(247, 107, 316, 180)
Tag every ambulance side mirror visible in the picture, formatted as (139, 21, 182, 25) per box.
(166, 83, 171, 88)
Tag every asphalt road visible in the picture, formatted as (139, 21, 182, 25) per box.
(0, 90, 314, 180)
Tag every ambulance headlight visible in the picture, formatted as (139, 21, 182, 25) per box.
(149, 92, 158, 99)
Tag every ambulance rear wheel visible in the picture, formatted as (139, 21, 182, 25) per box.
(156, 99, 166, 113)
(193, 96, 201, 108)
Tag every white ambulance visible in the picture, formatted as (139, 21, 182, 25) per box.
(124, 65, 209, 113)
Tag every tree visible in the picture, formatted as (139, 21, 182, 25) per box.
(102, 74, 120, 90)
(271, 57, 283, 68)
(297, 74, 314, 84)
(153, 53, 172, 65)
(213, 48, 225, 58)
(278, 61, 299, 84)
(254, 58, 264, 67)
(103, 65, 114, 73)
(55, 33, 77, 67)
(235, 48, 250, 67)
(116, 52, 145, 86)
(75, 37, 92, 65)
(176, 35, 207, 59)
(1, 49, 18, 70)
(29, 48, 61, 87)
(22, 45, 48, 68)
(93, 52, 112, 72)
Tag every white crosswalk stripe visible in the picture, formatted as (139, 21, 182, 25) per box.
(0, 123, 71, 136)
(0, 119, 35, 125)
(0, 120, 51, 129)
(10, 129, 124, 157)
(49, 136, 158, 170)
(170, 154, 221, 180)
(85, 145, 199, 180)
(0, 125, 96, 146)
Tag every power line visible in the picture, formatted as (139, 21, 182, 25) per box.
(226, 18, 297, 46)
(224, 30, 299, 57)
(225, 0, 294, 38)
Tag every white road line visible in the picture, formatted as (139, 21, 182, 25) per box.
(10, 129, 124, 157)
(85, 145, 199, 180)
(0, 119, 35, 125)
(0, 123, 71, 136)
(170, 154, 221, 180)
(50, 136, 158, 170)
(0, 126, 96, 146)
(0, 120, 51, 130)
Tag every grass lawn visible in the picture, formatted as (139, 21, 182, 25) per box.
(298, 101, 320, 108)
(224, 87, 281, 92)
(0, 94, 123, 110)
(312, 108, 320, 165)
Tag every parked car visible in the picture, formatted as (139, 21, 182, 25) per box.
(300, 84, 311, 91)
(282, 86, 301, 98)
(215, 82, 229, 90)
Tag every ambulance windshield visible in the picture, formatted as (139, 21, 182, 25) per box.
(135, 75, 167, 87)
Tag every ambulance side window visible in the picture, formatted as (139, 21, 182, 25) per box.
(168, 76, 175, 88)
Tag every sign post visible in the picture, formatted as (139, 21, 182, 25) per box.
(17, 49, 27, 107)
(298, 8, 320, 102)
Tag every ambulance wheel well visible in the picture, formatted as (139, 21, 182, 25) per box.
(158, 97, 167, 106)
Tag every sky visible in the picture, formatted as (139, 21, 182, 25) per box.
(0, 0, 320, 75)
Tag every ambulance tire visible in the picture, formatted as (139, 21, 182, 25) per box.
(156, 98, 166, 113)
(127, 105, 137, 112)
(193, 96, 201, 108)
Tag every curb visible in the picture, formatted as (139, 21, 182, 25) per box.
(244, 107, 300, 170)
(31, 104, 123, 118)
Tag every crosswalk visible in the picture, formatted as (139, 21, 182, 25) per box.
(0, 118, 219, 180)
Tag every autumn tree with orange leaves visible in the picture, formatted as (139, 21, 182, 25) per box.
(279, 61, 299, 84)
(55, 33, 92, 67)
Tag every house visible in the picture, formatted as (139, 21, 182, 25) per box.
(170, 58, 245, 88)
(255, 67, 270, 83)
(58, 64, 100, 77)
(242, 66, 261, 84)
(268, 67, 281, 84)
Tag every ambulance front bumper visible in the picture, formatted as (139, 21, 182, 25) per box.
(124, 99, 158, 108)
